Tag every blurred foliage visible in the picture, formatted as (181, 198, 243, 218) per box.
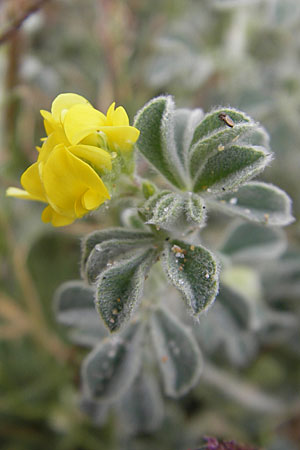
(0, 0, 300, 449)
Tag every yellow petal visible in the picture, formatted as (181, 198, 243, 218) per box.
(38, 131, 69, 165)
(41, 205, 75, 227)
(20, 163, 46, 201)
(6, 187, 45, 202)
(82, 189, 105, 210)
(63, 104, 106, 145)
(98, 126, 140, 152)
(51, 93, 89, 122)
(106, 102, 115, 123)
(40, 109, 57, 135)
(68, 144, 112, 171)
(106, 103, 129, 126)
(42, 145, 110, 218)
(112, 106, 130, 126)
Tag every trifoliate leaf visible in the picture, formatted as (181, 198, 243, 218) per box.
(150, 307, 203, 397)
(220, 222, 286, 262)
(188, 107, 271, 193)
(82, 321, 144, 403)
(140, 190, 206, 232)
(161, 240, 219, 316)
(95, 249, 157, 332)
(134, 96, 187, 189)
(209, 182, 294, 226)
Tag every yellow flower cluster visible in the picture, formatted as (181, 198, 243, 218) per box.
(6, 93, 140, 226)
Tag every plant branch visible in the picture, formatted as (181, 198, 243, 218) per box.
(0, 0, 50, 46)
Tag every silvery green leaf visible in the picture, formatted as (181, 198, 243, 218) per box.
(54, 280, 100, 328)
(83, 229, 154, 284)
(262, 251, 300, 301)
(209, 182, 294, 226)
(161, 240, 219, 316)
(188, 107, 271, 193)
(95, 249, 157, 332)
(221, 266, 266, 331)
(192, 144, 271, 194)
(140, 191, 206, 232)
(69, 326, 107, 348)
(150, 308, 203, 397)
(120, 371, 164, 433)
(81, 228, 154, 271)
(79, 396, 108, 426)
(190, 108, 253, 147)
(220, 222, 287, 262)
(82, 321, 144, 403)
(195, 302, 257, 367)
(217, 283, 249, 329)
(173, 108, 204, 171)
(134, 96, 187, 189)
(185, 193, 207, 227)
(120, 208, 147, 230)
(140, 190, 185, 231)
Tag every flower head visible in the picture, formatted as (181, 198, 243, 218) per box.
(6, 93, 140, 226)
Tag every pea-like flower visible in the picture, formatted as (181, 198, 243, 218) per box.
(6, 93, 140, 226)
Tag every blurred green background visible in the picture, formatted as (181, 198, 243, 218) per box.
(1, 0, 300, 449)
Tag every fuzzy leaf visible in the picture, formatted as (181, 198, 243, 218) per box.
(95, 249, 157, 332)
(192, 145, 271, 193)
(262, 252, 300, 301)
(81, 228, 154, 270)
(188, 107, 271, 193)
(69, 326, 107, 348)
(79, 397, 108, 426)
(140, 190, 206, 232)
(217, 283, 250, 329)
(120, 371, 164, 433)
(221, 266, 266, 331)
(173, 107, 204, 170)
(190, 108, 253, 145)
(83, 229, 154, 284)
(134, 96, 187, 189)
(195, 302, 257, 367)
(140, 190, 185, 230)
(185, 193, 207, 227)
(150, 308, 203, 397)
(209, 182, 294, 226)
(220, 222, 286, 262)
(82, 321, 144, 403)
(54, 281, 100, 328)
(161, 239, 219, 316)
